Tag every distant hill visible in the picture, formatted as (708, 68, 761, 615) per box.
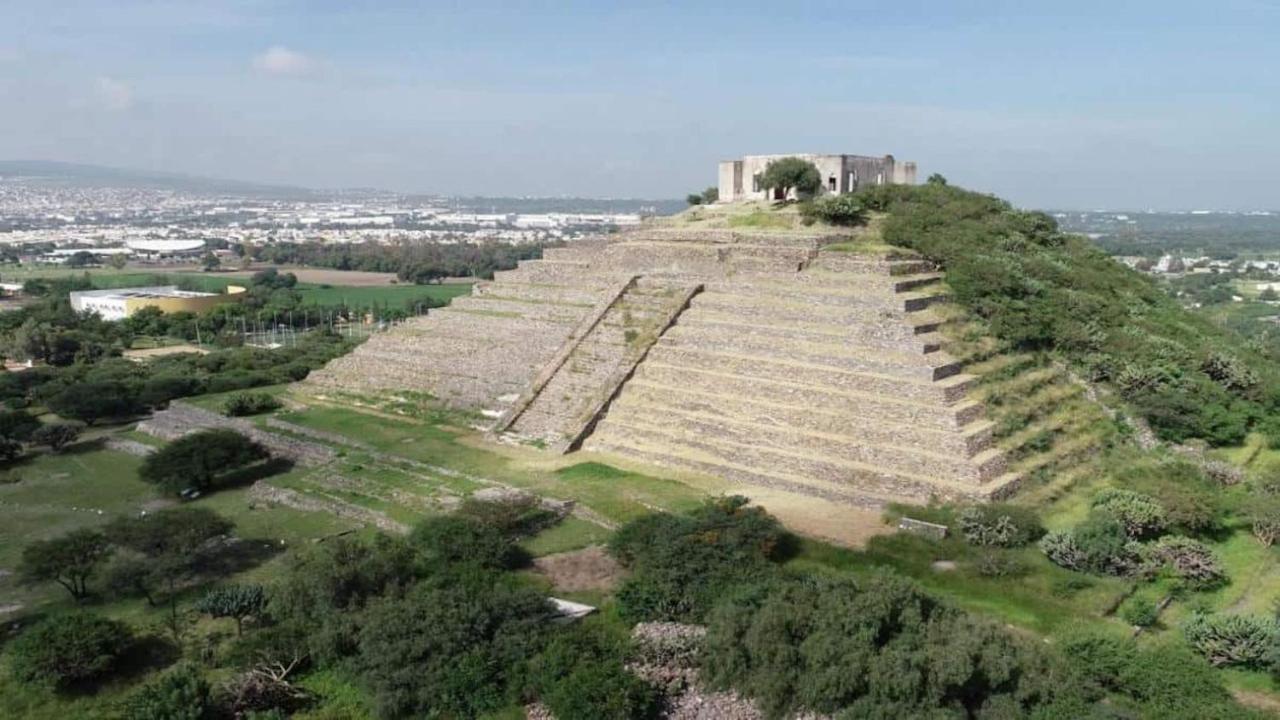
(0, 160, 314, 198)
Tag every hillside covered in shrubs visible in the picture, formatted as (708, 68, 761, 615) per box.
(861, 182, 1280, 447)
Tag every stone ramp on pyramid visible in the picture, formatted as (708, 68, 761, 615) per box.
(306, 226, 1020, 507)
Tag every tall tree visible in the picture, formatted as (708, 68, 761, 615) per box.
(759, 157, 822, 200)
(19, 529, 111, 601)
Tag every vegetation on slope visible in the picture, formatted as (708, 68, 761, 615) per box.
(862, 182, 1280, 447)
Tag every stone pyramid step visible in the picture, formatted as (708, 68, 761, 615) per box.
(616, 370, 984, 431)
(472, 281, 606, 307)
(631, 228, 835, 248)
(593, 409, 1003, 481)
(810, 255, 935, 275)
(448, 296, 592, 323)
(641, 345, 975, 403)
(657, 324, 957, 379)
(605, 388, 994, 456)
(584, 420, 1020, 507)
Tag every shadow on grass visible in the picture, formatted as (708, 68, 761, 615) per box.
(193, 537, 285, 580)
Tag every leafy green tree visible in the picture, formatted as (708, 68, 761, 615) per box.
(0, 408, 40, 442)
(18, 528, 110, 601)
(609, 496, 791, 622)
(104, 552, 161, 606)
(356, 570, 553, 719)
(107, 253, 129, 270)
(759, 157, 821, 200)
(195, 583, 267, 636)
(685, 193, 704, 206)
(701, 186, 719, 204)
(47, 380, 141, 425)
(926, 173, 948, 185)
(139, 374, 202, 409)
(139, 429, 269, 494)
(408, 514, 520, 570)
(701, 572, 1088, 718)
(6, 612, 132, 689)
(107, 507, 235, 642)
(0, 437, 21, 462)
(531, 625, 658, 720)
(106, 506, 233, 558)
(1262, 287, 1279, 302)
(202, 252, 221, 272)
(120, 663, 213, 720)
(31, 422, 80, 452)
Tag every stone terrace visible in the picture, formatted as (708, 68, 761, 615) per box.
(307, 225, 1018, 507)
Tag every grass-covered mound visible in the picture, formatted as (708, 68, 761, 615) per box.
(861, 183, 1280, 447)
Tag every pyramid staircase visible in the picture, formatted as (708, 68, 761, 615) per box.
(493, 276, 702, 452)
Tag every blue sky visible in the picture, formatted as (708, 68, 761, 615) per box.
(1, 1, 1277, 209)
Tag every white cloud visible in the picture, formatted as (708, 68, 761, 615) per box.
(253, 46, 315, 75)
(94, 76, 132, 110)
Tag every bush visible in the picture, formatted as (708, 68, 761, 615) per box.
(140, 429, 269, 495)
(1090, 488, 1167, 539)
(1118, 459, 1223, 535)
(222, 392, 282, 417)
(0, 408, 40, 442)
(799, 194, 866, 226)
(119, 662, 213, 720)
(609, 496, 791, 622)
(355, 570, 554, 719)
(7, 612, 133, 689)
(530, 625, 659, 720)
(408, 514, 520, 570)
(1119, 595, 1160, 627)
(700, 572, 1089, 718)
(1247, 491, 1280, 546)
(46, 380, 142, 425)
(1040, 512, 1142, 576)
(456, 493, 559, 539)
(956, 503, 1043, 546)
(1146, 536, 1226, 588)
(1183, 612, 1277, 668)
(974, 548, 1026, 578)
(31, 422, 80, 452)
(195, 583, 267, 636)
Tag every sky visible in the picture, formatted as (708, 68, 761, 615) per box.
(1, 1, 1278, 210)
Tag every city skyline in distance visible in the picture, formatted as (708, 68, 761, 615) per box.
(2, 1, 1278, 211)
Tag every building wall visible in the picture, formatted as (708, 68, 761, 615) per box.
(717, 153, 913, 202)
(123, 286, 246, 317)
(71, 285, 247, 321)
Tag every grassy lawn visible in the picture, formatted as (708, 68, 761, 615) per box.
(521, 516, 613, 556)
(3, 265, 472, 309)
(297, 282, 471, 307)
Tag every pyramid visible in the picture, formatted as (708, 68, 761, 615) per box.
(306, 225, 1020, 507)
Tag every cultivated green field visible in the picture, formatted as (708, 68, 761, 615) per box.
(0, 265, 472, 309)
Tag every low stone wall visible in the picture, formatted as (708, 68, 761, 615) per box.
(103, 437, 157, 457)
(137, 402, 336, 466)
(248, 481, 407, 534)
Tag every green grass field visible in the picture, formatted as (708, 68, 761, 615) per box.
(1, 265, 472, 309)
